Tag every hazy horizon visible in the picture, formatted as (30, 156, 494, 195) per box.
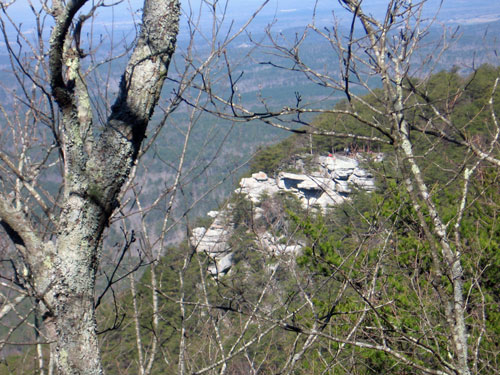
(3, 0, 500, 41)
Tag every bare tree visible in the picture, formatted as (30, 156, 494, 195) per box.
(263, 2, 498, 374)
(179, 1, 500, 374)
(0, 0, 180, 373)
(1, 0, 278, 372)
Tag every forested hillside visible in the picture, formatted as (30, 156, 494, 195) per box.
(84, 65, 500, 375)
(0, 1, 499, 374)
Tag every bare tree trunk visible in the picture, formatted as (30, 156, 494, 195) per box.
(46, 203, 105, 375)
(0, 0, 180, 374)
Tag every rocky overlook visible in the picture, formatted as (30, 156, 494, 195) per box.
(191, 153, 380, 276)
(239, 154, 377, 209)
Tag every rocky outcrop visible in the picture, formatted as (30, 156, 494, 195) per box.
(191, 214, 302, 277)
(191, 209, 233, 276)
(238, 171, 280, 203)
(191, 153, 379, 276)
(256, 232, 303, 255)
(239, 154, 376, 210)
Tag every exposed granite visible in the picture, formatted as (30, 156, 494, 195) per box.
(191, 153, 379, 276)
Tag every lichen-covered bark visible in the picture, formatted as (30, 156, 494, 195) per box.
(33, 1, 181, 374)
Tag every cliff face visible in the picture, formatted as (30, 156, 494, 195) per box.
(239, 154, 376, 209)
(190, 153, 380, 276)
